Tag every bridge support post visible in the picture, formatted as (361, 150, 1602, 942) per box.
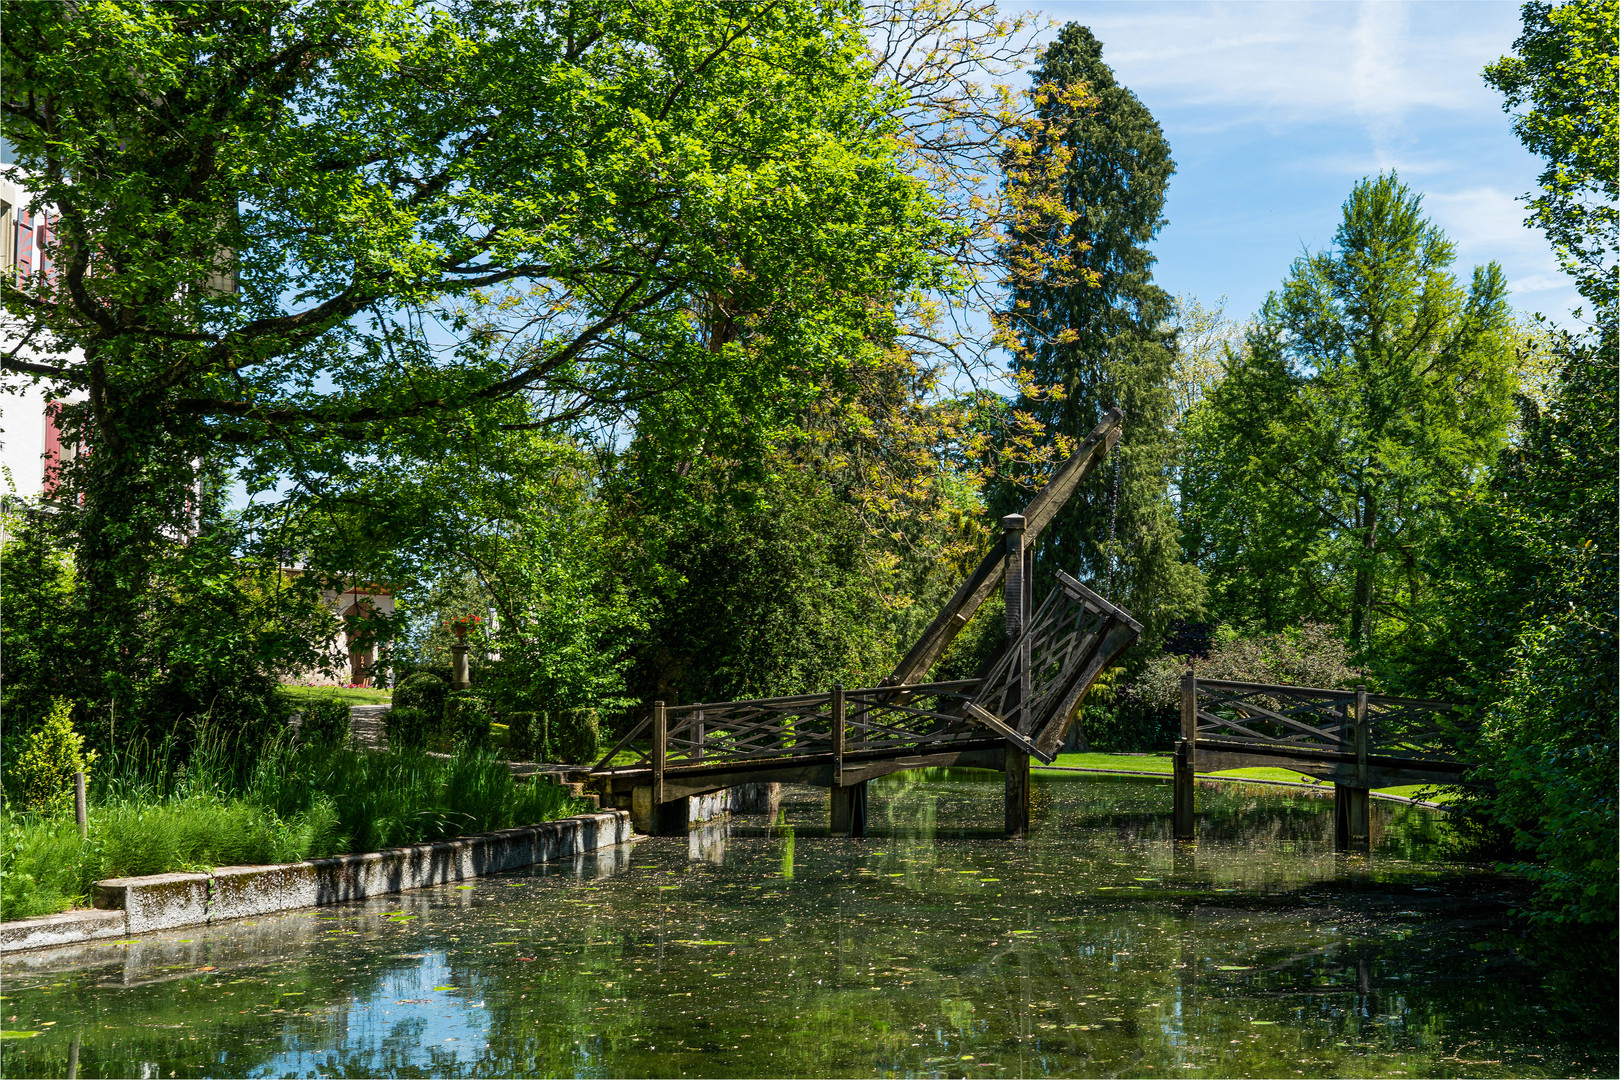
(1004, 747, 1030, 838)
(1173, 671, 1196, 840)
(1336, 685, 1371, 851)
(831, 782, 867, 837)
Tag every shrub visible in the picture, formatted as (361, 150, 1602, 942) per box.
(445, 692, 491, 752)
(298, 697, 351, 749)
(384, 706, 433, 751)
(393, 673, 448, 722)
(505, 711, 544, 761)
(5, 698, 97, 813)
(1129, 622, 1366, 710)
(552, 708, 600, 764)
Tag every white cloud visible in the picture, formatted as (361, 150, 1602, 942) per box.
(1036, 1, 1516, 124)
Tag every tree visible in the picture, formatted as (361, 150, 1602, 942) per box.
(1484, 0, 1618, 325)
(0, 1, 948, 734)
(999, 23, 1201, 638)
(1182, 174, 1516, 653)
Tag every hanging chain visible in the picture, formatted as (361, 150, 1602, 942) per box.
(1106, 448, 1121, 596)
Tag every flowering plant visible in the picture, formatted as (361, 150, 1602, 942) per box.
(446, 613, 483, 642)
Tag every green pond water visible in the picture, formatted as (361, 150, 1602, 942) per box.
(1, 772, 1613, 1078)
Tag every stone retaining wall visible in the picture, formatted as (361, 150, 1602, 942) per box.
(0, 810, 634, 954)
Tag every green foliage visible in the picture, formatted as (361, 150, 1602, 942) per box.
(616, 459, 895, 706)
(1181, 174, 1515, 654)
(505, 711, 544, 762)
(444, 693, 491, 753)
(4, 699, 97, 813)
(393, 674, 448, 722)
(550, 709, 601, 766)
(1000, 23, 1203, 642)
(1484, 0, 1618, 320)
(0, 510, 76, 731)
(384, 706, 434, 753)
(297, 698, 351, 749)
(1131, 624, 1366, 710)
(248, 744, 583, 856)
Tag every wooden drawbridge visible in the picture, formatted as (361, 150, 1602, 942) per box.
(587, 410, 1142, 837)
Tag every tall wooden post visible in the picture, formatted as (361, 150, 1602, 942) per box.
(830, 684, 866, 836)
(694, 710, 705, 762)
(832, 684, 845, 788)
(1002, 514, 1031, 838)
(1335, 686, 1370, 852)
(74, 771, 87, 840)
(1174, 671, 1196, 840)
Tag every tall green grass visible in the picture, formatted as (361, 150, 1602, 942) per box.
(1, 732, 585, 922)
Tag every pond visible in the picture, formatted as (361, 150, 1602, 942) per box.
(2, 772, 1613, 1078)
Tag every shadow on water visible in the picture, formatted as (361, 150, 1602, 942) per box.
(2, 771, 1613, 1078)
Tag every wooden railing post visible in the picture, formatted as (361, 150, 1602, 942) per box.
(1336, 685, 1370, 851)
(1002, 514, 1031, 838)
(652, 701, 666, 810)
(1174, 671, 1196, 840)
(693, 709, 704, 762)
(832, 684, 845, 789)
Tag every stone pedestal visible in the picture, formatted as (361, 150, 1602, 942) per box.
(450, 642, 470, 689)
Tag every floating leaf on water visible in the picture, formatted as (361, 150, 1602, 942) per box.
(433, 986, 455, 992)
(981, 879, 1001, 883)
(1217, 966, 1251, 971)
(455, 886, 474, 890)
(0, 1031, 40, 1040)
(1249, 1020, 1277, 1025)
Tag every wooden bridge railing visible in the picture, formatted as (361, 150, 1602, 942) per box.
(590, 679, 992, 776)
(1173, 675, 1475, 850)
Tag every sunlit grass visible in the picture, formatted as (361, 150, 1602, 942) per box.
(1038, 752, 1458, 802)
(278, 684, 392, 705)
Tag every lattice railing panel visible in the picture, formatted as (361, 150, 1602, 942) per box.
(1193, 680, 1473, 763)
(844, 681, 985, 755)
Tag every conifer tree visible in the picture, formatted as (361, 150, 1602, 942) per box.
(1001, 23, 1201, 637)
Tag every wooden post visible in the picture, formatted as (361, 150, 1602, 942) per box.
(1173, 671, 1196, 840)
(652, 701, 666, 812)
(1335, 686, 1371, 851)
(1002, 514, 1031, 838)
(831, 781, 867, 837)
(73, 771, 87, 840)
(831, 684, 845, 788)
(694, 710, 705, 763)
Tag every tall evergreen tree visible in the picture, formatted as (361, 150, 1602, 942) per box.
(1001, 23, 1201, 638)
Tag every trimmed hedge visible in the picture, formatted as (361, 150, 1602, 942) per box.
(298, 697, 351, 749)
(384, 706, 434, 751)
(445, 692, 491, 752)
(499, 708, 598, 763)
(393, 673, 447, 722)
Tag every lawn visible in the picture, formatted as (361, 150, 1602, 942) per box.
(279, 684, 393, 706)
(1037, 751, 1457, 803)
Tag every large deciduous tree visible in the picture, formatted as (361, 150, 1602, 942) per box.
(0, 0, 948, 735)
(999, 22, 1200, 639)
(1484, 0, 1618, 326)
(1181, 174, 1516, 654)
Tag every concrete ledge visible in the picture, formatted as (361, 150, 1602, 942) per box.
(94, 872, 211, 933)
(211, 861, 318, 921)
(3, 809, 636, 954)
(0, 908, 126, 952)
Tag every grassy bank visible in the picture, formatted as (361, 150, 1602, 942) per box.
(0, 742, 587, 923)
(1037, 751, 1458, 803)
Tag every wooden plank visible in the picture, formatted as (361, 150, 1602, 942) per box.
(593, 713, 651, 772)
(964, 703, 1054, 764)
(1054, 570, 1144, 633)
(1194, 694, 1341, 742)
(886, 409, 1124, 686)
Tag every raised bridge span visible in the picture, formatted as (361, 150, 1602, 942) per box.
(585, 408, 1476, 848)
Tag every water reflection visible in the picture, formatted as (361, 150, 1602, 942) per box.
(2, 772, 1612, 1079)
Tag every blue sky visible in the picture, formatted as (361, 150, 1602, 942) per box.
(1026, 0, 1579, 327)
